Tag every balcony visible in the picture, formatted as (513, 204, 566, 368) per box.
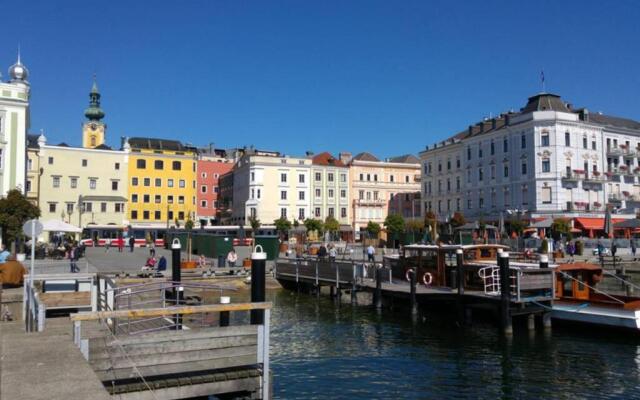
(623, 149, 637, 158)
(353, 199, 386, 207)
(607, 146, 623, 157)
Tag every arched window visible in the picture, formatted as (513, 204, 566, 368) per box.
(90, 135, 96, 147)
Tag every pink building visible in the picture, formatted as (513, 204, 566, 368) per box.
(196, 151, 234, 225)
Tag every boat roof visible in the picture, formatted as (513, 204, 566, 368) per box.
(403, 244, 509, 251)
(556, 262, 602, 272)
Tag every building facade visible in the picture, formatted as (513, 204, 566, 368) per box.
(124, 137, 197, 227)
(231, 152, 311, 225)
(25, 134, 41, 205)
(310, 152, 350, 224)
(349, 152, 421, 231)
(0, 53, 30, 196)
(196, 149, 234, 225)
(420, 93, 640, 226)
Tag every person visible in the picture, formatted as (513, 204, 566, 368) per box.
(566, 241, 575, 262)
(129, 236, 135, 252)
(597, 240, 604, 257)
(118, 233, 124, 253)
(0, 245, 10, 264)
(198, 254, 207, 268)
(318, 244, 327, 260)
(367, 244, 375, 262)
(0, 256, 26, 287)
(328, 245, 337, 262)
(144, 256, 157, 270)
(105, 238, 111, 253)
(68, 243, 79, 273)
(611, 240, 617, 258)
(156, 256, 167, 272)
(226, 248, 238, 268)
(632, 239, 637, 260)
(149, 241, 156, 257)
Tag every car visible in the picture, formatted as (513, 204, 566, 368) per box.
(592, 247, 611, 256)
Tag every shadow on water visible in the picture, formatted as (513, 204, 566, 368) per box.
(234, 289, 640, 399)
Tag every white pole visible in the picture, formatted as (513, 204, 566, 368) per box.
(30, 220, 35, 288)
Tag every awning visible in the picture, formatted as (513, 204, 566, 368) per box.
(339, 225, 353, 232)
(81, 195, 128, 202)
(41, 219, 82, 233)
(574, 217, 625, 230)
(613, 219, 640, 229)
(529, 218, 553, 228)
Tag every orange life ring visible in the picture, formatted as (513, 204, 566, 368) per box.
(422, 272, 433, 286)
(405, 268, 414, 282)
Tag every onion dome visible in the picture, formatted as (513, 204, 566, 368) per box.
(84, 75, 105, 121)
(8, 50, 29, 83)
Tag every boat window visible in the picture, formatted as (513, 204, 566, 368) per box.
(563, 276, 573, 297)
(479, 248, 492, 258)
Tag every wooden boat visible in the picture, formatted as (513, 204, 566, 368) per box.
(551, 262, 640, 330)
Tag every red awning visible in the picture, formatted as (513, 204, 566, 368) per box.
(574, 217, 626, 230)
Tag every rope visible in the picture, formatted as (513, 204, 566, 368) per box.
(558, 271, 625, 305)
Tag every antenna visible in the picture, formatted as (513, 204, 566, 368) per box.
(540, 69, 546, 93)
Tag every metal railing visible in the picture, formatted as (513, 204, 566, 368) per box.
(478, 266, 519, 299)
(24, 284, 46, 332)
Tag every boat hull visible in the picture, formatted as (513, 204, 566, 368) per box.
(551, 303, 640, 331)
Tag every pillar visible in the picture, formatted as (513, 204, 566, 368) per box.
(251, 245, 266, 325)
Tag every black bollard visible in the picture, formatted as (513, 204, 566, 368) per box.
(499, 252, 512, 334)
(539, 254, 549, 269)
(250, 245, 266, 325)
(219, 296, 230, 327)
(410, 268, 417, 316)
(170, 238, 183, 329)
(456, 249, 465, 325)
(374, 266, 382, 309)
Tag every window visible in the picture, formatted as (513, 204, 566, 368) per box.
(340, 189, 346, 198)
(340, 174, 346, 182)
(359, 190, 364, 200)
(299, 174, 305, 183)
(328, 173, 334, 182)
(456, 198, 460, 211)
(26, 180, 32, 192)
(143, 210, 150, 220)
(456, 176, 460, 190)
(328, 189, 334, 198)
(154, 211, 161, 220)
(315, 207, 321, 217)
(490, 141, 495, 155)
(341, 207, 347, 218)
(521, 162, 527, 175)
(179, 180, 185, 188)
(27, 158, 33, 171)
(522, 185, 529, 205)
(101, 202, 107, 212)
(89, 179, 97, 189)
(314, 172, 322, 181)
(541, 187, 552, 204)
(167, 211, 173, 220)
(490, 166, 496, 180)
(132, 177, 138, 186)
(503, 138, 508, 153)
(172, 161, 181, 171)
(168, 179, 174, 188)
(467, 147, 471, 160)
(299, 191, 305, 200)
(479, 196, 484, 208)
(167, 195, 173, 204)
(201, 185, 207, 193)
(280, 190, 287, 200)
(250, 208, 256, 218)
(82, 159, 88, 167)
(542, 160, 550, 173)
(131, 210, 138, 220)
(367, 174, 371, 181)
(132, 194, 138, 203)
(315, 188, 321, 197)
(136, 159, 146, 169)
(53, 176, 60, 188)
(565, 132, 571, 146)
(48, 157, 54, 165)
(328, 207, 335, 217)
(456, 159, 461, 169)
(143, 194, 150, 203)
(280, 208, 287, 218)
(115, 203, 124, 213)
(447, 160, 451, 170)
(592, 141, 596, 150)
(298, 208, 305, 220)
(178, 196, 184, 204)
(280, 173, 287, 183)
(111, 181, 118, 191)
(115, 162, 120, 170)
(478, 168, 483, 181)
(251, 172, 255, 182)
(478, 143, 483, 158)
(155, 195, 161, 204)
(541, 132, 549, 147)
(154, 160, 164, 170)
(359, 173, 364, 181)
(504, 165, 509, 178)
(373, 191, 378, 200)
(83, 202, 92, 212)
(257, 189, 261, 199)
(70, 177, 77, 188)
(49, 203, 57, 213)
(583, 137, 588, 149)
(521, 134, 526, 149)
(66, 203, 74, 214)
(405, 175, 409, 183)
(155, 178, 162, 187)
(390, 175, 395, 182)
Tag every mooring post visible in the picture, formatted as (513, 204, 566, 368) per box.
(219, 296, 230, 327)
(456, 249, 465, 325)
(171, 238, 183, 329)
(539, 254, 549, 269)
(542, 312, 552, 329)
(251, 245, 267, 325)
(351, 263, 357, 304)
(499, 251, 512, 335)
(410, 268, 418, 316)
(374, 265, 382, 309)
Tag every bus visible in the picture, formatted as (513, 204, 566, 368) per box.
(80, 225, 168, 247)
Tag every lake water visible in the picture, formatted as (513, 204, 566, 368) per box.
(262, 289, 640, 400)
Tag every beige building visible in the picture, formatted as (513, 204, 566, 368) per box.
(37, 134, 128, 228)
(311, 152, 350, 225)
(25, 134, 41, 205)
(349, 152, 421, 232)
(232, 152, 311, 225)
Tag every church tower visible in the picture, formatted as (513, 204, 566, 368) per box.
(82, 75, 106, 148)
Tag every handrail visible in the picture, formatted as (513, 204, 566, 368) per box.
(70, 301, 272, 321)
(558, 271, 625, 305)
(601, 270, 640, 292)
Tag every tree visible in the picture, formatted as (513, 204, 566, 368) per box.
(406, 219, 425, 232)
(366, 221, 381, 237)
(293, 219, 299, 228)
(248, 216, 261, 238)
(324, 216, 340, 240)
(174, 218, 180, 228)
(274, 217, 292, 240)
(384, 214, 405, 236)
(184, 216, 194, 231)
(304, 218, 323, 235)
(0, 189, 40, 250)
(508, 218, 524, 236)
(450, 212, 466, 228)
(184, 216, 194, 260)
(551, 218, 571, 240)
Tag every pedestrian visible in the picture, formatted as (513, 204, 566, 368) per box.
(611, 240, 617, 258)
(597, 240, 604, 257)
(632, 238, 637, 260)
(149, 241, 156, 257)
(105, 238, 111, 253)
(318, 244, 327, 260)
(118, 233, 124, 253)
(328, 245, 337, 262)
(367, 244, 375, 262)
(0, 245, 10, 264)
(68, 243, 79, 273)
(157, 256, 167, 272)
(198, 254, 207, 268)
(566, 241, 575, 262)
(129, 236, 135, 252)
(226, 248, 238, 268)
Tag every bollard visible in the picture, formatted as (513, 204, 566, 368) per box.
(409, 268, 417, 316)
(374, 266, 382, 309)
(351, 264, 357, 304)
(499, 252, 512, 334)
(251, 245, 266, 325)
(219, 296, 230, 327)
(171, 239, 182, 329)
(539, 254, 549, 269)
(456, 249, 465, 326)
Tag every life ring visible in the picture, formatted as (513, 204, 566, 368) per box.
(422, 272, 433, 286)
(405, 268, 414, 282)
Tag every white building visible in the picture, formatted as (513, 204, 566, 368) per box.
(310, 152, 350, 225)
(0, 53, 30, 196)
(420, 93, 640, 228)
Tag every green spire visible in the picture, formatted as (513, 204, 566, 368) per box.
(84, 74, 105, 121)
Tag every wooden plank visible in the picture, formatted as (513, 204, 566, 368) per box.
(95, 354, 259, 381)
(93, 325, 258, 346)
(70, 301, 272, 321)
(112, 377, 261, 400)
(39, 291, 92, 307)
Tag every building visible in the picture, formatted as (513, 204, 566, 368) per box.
(196, 148, 234, 225)
(389, 191, 422, 221)
(124, 137, 197, 227)
(231, 151, 311, 225)
(0, 52, 30, 196)
(419, 92, 640, 232)
(310, 152, 350, 225)
(349, 152, 421, 232)
(25, 134, 41, 205)
(82, 77, 107, 149)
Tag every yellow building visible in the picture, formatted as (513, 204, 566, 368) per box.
(124, 137, 197, 227)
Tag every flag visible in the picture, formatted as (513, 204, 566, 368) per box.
(541, 70, 545, 84)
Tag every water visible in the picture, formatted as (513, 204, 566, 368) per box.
(259, 289, 640, 400)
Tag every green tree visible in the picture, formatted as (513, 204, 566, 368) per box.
(248, 216, 261, 238)
(0, 189, 40, 250)
(551, 218, 571, 240)
(274, 217, 292, 240)
(304, 218, 323, 235)
(384, 213, 405, 236)
(184, 216, 194, 231)
(324, 216, 340, 240)
(366, 221, 381, 237)
(293, 219, 300, 228)
(508, 218, 524, 236)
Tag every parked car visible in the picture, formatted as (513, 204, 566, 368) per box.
(592, 247, 611, 256)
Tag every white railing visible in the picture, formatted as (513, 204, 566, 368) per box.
(478, 266, 519, 298)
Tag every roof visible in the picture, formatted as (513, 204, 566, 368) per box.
(388, 154, 420, 164)
(520, 93, 571, 113)
(588, 113, 640, 131)
(556, 262, 602, 272)
(530, 218, 554, 228)
(127, 137, 192, 152)
(312, 152, 346, 167)
(574, 217, 626, 230)
(613, 219, 640, 229)
(351, 152, 380, 162)
(94, 143, 112, 150)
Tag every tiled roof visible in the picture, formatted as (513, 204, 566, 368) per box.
(128, 137, 191, 151)
(588, 113, 640, 131)
(388, 154, 420, 164)
(312, 152, 346, 167)
(520, 93, 570, 113)
(351, 152, 380, 162)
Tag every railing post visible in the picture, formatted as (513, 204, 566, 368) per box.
(351, 263, 357, 304)
(37, 303, 46, 332)
(499, 252, 512, 335)
(456, 249, 465, 326)
(219, 296, 230, 327)
(251, 246, 267, 325)
(262, 308, 271, 400)
(73, 320, 81, 346)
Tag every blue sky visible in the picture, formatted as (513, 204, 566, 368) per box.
(3, 1, 640, 157)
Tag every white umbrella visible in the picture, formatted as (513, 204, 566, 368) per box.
(41, 219, 82, 233)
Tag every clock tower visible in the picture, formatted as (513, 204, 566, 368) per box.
(82, 76, 106, 148)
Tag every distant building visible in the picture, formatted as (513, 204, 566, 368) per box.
(0, 52, 30, 196)
(25, 134, 41, 205)
(310, 152, 350, 225)
(196, 148, 234, 225)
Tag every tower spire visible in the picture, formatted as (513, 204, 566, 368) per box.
(84, 75, 105, 121)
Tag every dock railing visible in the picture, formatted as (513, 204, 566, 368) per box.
(274, 258, 389, 286)
(24, 282, 46, 332)
(478, 266, 555, 302)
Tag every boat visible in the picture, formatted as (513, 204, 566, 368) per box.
(551, 262, 640, 330)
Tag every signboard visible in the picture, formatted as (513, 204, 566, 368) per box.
(22, 219, 43, 238)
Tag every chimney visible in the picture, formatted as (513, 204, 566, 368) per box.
(339, 152, 352, 164)
(468, 125, 473, 135)
(476, 122, 484, 133)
